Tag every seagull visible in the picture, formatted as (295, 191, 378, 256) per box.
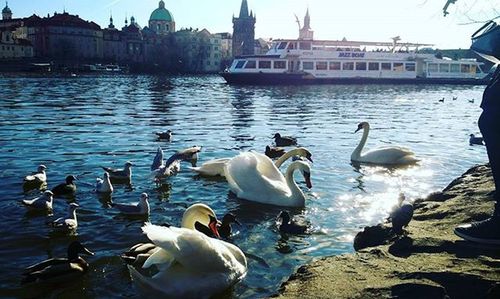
(49, 203, 79, 231)
(51, 175, 77, 197)
(22, 190, 54, 211)
(24, 165, 47, 185)
(111, 193, 150, 216)
(469, 134, 484, 146)
(388, 193, 414, 234)
(96, 172, 113, 193)
(155, 129, 172, 141)
(101, 161, 133, 181)
(151, 147, 182, 179)
(176, 145, 202, 167)
(273, 133, 297, 146)
(277, 211, 310, 234)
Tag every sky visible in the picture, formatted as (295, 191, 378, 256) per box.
(4, 0, 499, 49)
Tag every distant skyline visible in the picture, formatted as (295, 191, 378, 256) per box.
(4, 0, 499, 49)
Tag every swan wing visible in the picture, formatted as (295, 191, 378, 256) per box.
(362, 146, 418, 164)
(252, 152, 285, 181)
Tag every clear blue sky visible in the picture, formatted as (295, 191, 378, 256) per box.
(4, 0, 499, 49)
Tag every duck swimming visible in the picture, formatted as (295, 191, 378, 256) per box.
(273, 133, 297, 146)
(469, 134, 485, 146)
(265, 145, 286, 159)
(22, 190, 54, 212)
(21, 241, 94, 285)
(155, 129, 172, 141)
(51, 175, 77, 197)
(277, 211, 310, 234)
(218, 213, 241, 239)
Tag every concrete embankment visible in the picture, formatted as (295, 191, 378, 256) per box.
(275, 164, 500, 298)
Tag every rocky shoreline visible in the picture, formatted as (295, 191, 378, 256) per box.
(274, 164, 500, 298)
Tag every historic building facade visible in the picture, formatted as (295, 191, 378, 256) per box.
(232, 0, 255, 57)
(149, 0, 175, 35)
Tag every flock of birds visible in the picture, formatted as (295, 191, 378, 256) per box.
(19, 120, 458, 297)
(438, 96, 476, 103)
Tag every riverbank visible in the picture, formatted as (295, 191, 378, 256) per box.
(275, 164, 500, 298)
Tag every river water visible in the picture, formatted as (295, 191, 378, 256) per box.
(0, 74, 488, 298)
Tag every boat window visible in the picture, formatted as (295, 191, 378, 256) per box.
(287, 43, 295, 49)
(245, 60, 256, 69)
(235, 60, 246, 69)
(258, 61, 272, 69)
(405, 63, 415, 72)
(393, 63, 404, 71)
(471, 65, 477, 73)
(439, 64, 450, 72)
(329, 61, 341, 70)
(342, 62, 354, 70)
(450, 64, 460, 72)
(278, 42, 288, 50)
(461, 64, 471, 73)
(299, 42, 311, 50)
(302, 61, 314, 70)
(355, 62, 367, 71)
(368, 62, 379, 71)
(316, 61, 328, 70)
(274, 61, 287, 69)
(428, 63, 438, 72)
(381, 63, 391, 70)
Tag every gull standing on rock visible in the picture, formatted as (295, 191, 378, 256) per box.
(22, 190, 54, 212)
(111, 193, 150, 216)
(96, 172, 113, 193)
(102, 161, 133, 181)
(388, 193, 414, 234)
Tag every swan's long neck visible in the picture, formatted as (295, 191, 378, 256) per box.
(284, 163, 305, 205)
(351, 125, 369, 160)
(275, 148, 301, 168)
(181, 204, 215, 230)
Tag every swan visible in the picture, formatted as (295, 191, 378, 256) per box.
(191, 147, 313, 178)
(351, 122, 419, 165)
(225, 152, 312, 207)
(96, 172, 113, 193)
(102, 161, 133, 181)
(111, 193, 150, 216)
(21, 241, 94, 285)
(127, 223, 247, 299)
(51, 175, 77, 197)
(22, 190, 54, 211)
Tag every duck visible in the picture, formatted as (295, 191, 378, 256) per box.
(111, 193, 150, 216)
(191, 147, 313, 178)
(101, 161, 133, 181)
(22, 190, 54, 212)
(273, 133, 297, 146)
(121, 203, 222, 267)
(387, 193, 414, 234)
(21, 241, 94, 285)
(452, 96, 458, 100)
(51, 175, 77, 197)
(49, 203, 79, 231)
(155, 129, 172, 141)
(176, 146, 202, 167)
(351, 122, 419, 165)
(127, 223, 247, 299)
(23, 164, 47, 185)
(439, 97, 445, 102)
(151, 147, 182, 180)
(96, 172, 113, 193)
(218, 213, 241, 239)
(469, 134, 485, 145)
(277, 211, 310, 234)
(225, 152, 312, 207)
(265, 145, 286, 159)
(469, 99, 475, 103)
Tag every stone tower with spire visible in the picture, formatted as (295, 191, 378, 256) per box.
(2, 1, 12, 20)
(299, 8, 314, 40)
(232, 0, 255, 57)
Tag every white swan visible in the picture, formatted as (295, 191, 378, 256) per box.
(225, 152, 312, 207)
(191, 147, 313, 178)
(351, 122, 419, 165)
(127, 223, 247, 299)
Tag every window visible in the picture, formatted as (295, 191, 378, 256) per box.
(299, 42, 311, 50)
(235, 60, 246, 69)
(302, 61, 314, 70)
(356, 62, 367, 71)
(274, 61, 286, 69)
(244, 60, 256, 69)
(450, 64, 460, 72)
(258, 61, 271, 69)
(461, 64, 471, 73)
(393, 63, 404, 71)
(405, 63, 415, 71)
(342, 62, 354, 70)
(428, 63, 438, 72)
(381, 63, 391, 70)
(316, 61, 327, 70)
(278, 42, 288, 50)
(329, 61, 341, 70)
(368, 62, 379, 71)
(439, 64, 450, 72)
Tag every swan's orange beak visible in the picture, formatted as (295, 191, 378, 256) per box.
(209, 216, 221, 239)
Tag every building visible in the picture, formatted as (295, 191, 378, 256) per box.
(149, 0, 175, 35)
(299, 8, 314, 40)
(102, 15, 127, 62)
(232, 0, 255, 57)
(2, 1, 12, 20)
(0, 29, 33, 59)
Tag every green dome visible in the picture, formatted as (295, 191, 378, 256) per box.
(149, 1, 174, 22)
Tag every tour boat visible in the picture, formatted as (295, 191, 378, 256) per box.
(221, 37, 489, 85)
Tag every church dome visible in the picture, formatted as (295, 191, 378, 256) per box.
(149, 1, 174, 22)
(2, 4, 12, 14)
